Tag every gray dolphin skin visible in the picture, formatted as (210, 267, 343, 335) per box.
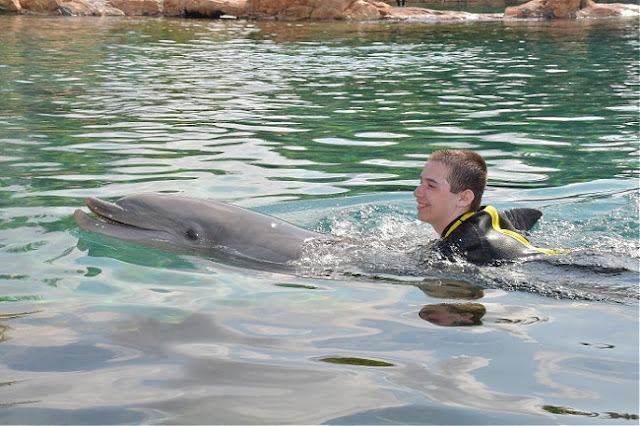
(73, 193, 325, 264)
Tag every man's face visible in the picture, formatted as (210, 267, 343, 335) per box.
(413, 160, 462, 230)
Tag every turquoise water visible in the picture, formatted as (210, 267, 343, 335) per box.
(0, 15, 638, 424)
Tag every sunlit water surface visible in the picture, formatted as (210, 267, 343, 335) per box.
(0, 15, 638, 424)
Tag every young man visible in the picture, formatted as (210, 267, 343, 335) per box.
(414, 149, 559, 265)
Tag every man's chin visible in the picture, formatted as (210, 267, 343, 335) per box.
(417, 213, 431, 224)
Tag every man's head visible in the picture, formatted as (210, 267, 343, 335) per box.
(413, 149, 487, 235)
(429, 149, 487, 211)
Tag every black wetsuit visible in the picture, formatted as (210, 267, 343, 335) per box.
(431, 206, 559, 266)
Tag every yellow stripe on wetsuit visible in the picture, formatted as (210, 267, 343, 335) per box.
(443, 206, 568, 256)
(443, 211, 475, 239)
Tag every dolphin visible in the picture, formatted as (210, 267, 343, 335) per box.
(74, 193, 547, 268)
(73, 193, 325, 265)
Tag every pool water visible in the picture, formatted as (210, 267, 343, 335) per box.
(0, 15, 638, 424)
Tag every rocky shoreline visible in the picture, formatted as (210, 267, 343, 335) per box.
(1, 0, 638, 21)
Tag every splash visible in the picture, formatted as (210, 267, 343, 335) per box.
(295, 194, 639, 305)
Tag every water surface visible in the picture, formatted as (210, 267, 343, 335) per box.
(0, 15, 638, 424)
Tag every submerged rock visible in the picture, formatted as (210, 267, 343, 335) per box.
(2, 0, 638, 20)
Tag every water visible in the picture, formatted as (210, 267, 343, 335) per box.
(0, 14, 638, 424)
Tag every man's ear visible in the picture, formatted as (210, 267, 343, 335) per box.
(457, 189, 475, 209)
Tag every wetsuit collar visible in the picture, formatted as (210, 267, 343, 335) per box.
(441, 209, 479, 238)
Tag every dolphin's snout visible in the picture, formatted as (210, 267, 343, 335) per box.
(84, 196, 125, 215)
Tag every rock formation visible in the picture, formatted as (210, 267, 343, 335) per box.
(1, 0, 638, 20)
(576, 0, 640, 17)
(107, 0, 161, 16)
(504, 0, 640, 19)
(164, 0, 244, 18)
(0, 0, 21, 12)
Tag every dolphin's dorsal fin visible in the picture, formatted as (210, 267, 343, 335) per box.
(501, 208, 542, 231)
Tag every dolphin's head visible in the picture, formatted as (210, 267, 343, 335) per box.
(74, 194, 224, 252)
(74, 193, 321, 264)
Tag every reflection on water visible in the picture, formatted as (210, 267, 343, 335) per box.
(0, 266, 638, 423)
(419, 302, 487, 326)
(0, 15, 638, 425)
(2, 285, 635, 424)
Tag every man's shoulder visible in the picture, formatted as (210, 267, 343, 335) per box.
(458, 205, 542, 233)
(439, 206, 543, 265)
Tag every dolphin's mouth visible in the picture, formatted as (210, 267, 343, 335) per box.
(74, 197, 167, 241)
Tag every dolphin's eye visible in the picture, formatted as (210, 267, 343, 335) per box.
(185, 229, 199, 241)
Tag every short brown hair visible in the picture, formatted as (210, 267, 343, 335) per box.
(429, 149, 487, 211)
